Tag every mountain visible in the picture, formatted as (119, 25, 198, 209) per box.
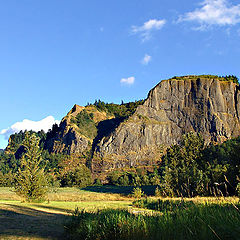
(6, 75, 240, 179)
(91, 75, 240, 176)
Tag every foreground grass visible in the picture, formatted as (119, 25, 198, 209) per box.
(0, 200, 131, 240)
(65, 200, 240, 240)
(0, 186, 132, 240)
(0, 187, 239, 240)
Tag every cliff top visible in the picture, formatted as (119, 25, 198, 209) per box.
(169, 75, 239, 84)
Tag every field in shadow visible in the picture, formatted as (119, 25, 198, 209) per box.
(82, 185, 157, 196)
(0, 203, 70, 240)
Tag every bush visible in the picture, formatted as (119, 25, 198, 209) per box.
(0, 171, 15, 187)
(94, 178, 102, 186)
(132, 187, 144, 199)
(154, 186, 161, 197)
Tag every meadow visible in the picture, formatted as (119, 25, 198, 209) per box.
(0, 186, 239, 240)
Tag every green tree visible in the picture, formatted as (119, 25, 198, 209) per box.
(162, 132, 205, 197)
(61, 164, 92, 187)
(14, 133, 48, 202)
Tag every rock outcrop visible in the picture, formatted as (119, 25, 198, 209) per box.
(44, 104, 114, 155)
(92, 76, 240, 176)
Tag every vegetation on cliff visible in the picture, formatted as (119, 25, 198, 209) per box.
(171, 75, 239, 83)
(70, 109, 97, 139)
(88, 99, 145, 118)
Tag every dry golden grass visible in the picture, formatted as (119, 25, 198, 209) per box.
(0, 187, 132, 202)
(47, 187, 130, 202)
(0, 186, 239, 240)
(149, 196, 240, 204)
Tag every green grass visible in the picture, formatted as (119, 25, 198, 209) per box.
(0, 186, 132, 239)
(0, 186, 133, 201)
(0, 199, 131, 213)
(65, 200, 240, 240)
(0, 187, 239, 240)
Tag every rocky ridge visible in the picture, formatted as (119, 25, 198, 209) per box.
(44, 75, 240, 177)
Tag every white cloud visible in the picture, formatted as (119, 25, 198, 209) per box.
(141, 54, 152, 65)
(120, 76, 135, 85)
(131, 19, 166, 41)
(179, 0, 240, 29)
(0, 116, 60, 140)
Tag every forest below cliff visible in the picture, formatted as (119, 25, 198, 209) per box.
(0, 129, 239, 197)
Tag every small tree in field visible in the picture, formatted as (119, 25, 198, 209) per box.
(14, 133, 48, 202)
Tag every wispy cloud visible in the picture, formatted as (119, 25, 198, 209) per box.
(141, 54, 152, 65)
(131, 19, 166, 41)
(179, 0, 240, 29)
(120, 77, 135, 85)
(0, 116, 60, 140)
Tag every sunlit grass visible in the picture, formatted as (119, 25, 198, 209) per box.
(0, 187, 239, 240)
(66, 200, 240, 240)
(0, 186, 132, 202)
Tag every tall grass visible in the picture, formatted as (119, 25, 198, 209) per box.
(65, 200, 240, 240)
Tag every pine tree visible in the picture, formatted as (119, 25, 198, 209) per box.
(14, 133, 48, 201)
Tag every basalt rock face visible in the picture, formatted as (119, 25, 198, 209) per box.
(44, 119, 90, 155)
(44, 104, 91, 155)
(92, 77, 240, 176)
(44, 104, 114, 155)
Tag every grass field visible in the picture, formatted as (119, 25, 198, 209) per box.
(0, 186, 133, 239)
(0, 186, 239, 240)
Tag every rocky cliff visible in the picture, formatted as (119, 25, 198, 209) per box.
(44, 104, 114, 155)
(92, 75, 240, 176)
(43, 75, 240, 178)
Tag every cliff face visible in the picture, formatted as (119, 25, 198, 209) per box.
(44, 104, 114, 155)
(92, 76, 240, 175)
(44, 76, 240, 177)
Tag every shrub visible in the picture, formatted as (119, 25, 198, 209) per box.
(132, 187, 144, 199)
(133, 198, 194, 212)
(94, 178, 102, 186)
(154, 186, 161, 197)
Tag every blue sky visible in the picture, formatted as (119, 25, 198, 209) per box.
(1, 0, 240, 148)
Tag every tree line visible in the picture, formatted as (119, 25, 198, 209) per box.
(0, 130, 239, 201)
